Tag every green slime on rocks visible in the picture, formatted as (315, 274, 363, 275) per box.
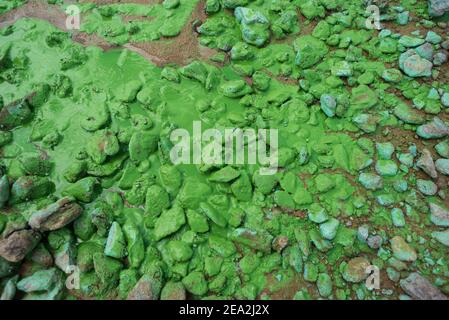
(1, 0, 449, 301)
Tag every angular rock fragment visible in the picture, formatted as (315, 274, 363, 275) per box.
(417, 118, 449, 139)
(127, 274, 162, 300)
(28, 197, 83, 232)
(0, 230, 41, 263)
(429, 0, 449, 17)
(430, 203, 449, 226)
(400, 273, 447, 300)
(417, 149, 438, 179)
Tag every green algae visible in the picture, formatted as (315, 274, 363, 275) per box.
(79, 1, 200, 45)
(0, 0, 449, 301)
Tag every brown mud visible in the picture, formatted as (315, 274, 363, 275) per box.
(0, 0, 216, 67)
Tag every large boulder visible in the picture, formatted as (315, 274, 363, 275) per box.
(429, 0, 449, 17)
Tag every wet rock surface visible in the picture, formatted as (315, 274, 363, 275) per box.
(0, 0, 449, 301)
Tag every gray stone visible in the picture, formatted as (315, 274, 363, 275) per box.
(429, 0, 449, 17)
(430, 203, 449, 226)
(400, 273, 447, 300)
(0, 230, 41, 263)
(417, 149, 438, 179)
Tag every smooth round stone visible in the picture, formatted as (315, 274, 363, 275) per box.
(415, 43, 434, 61)
(399, 50, 433, 78)
(382, 68, 403, 83)
(396, 11, 410, 25)
(429, 203, 449, 227)
(357, 225, 369, 243)
(391, 208, 406, 227)
(342, 257, 371, 283)
(319, 218, 340, 240)
(432, 229, 449, 247)
(375, 160, 399, 177)
(320, 94, 337, 117)
(376, 142, 395, 160)
(367, 235, 383, 249)
(317, 273, 333, 298)
(441, 93, 449, 108)
(307, 204, 329, 224)
(425, 31, 442, 44)
(359, 173, 383, 190)
(390, 236, 417, 262)
(393, 179, 408, 192)
(433, 51, 448, 66)
(417, 179, 438, 195)
(376, 194, 395, 206)
(435, 159, 449, 175)
(428, 88, 440, 100)
(435, 140, 449, 158)
(398, 36, 425, 48)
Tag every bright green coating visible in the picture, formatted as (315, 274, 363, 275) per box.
(0, 0, 449, 301)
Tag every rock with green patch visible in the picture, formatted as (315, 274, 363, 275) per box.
(358, 173, 383, 190)
(105, 222, 126, 259)
(182, 271, 208, 296)
(17, 268, 60, 293)
(154, 206, 186, 241)
(390, 236, 417, 262)
(145, 185, 170, 216)
(294, 35, 328, 68)
(375, 160, 398, 177)
(432, 229, 449, 247)
(342, 257, 370, 283)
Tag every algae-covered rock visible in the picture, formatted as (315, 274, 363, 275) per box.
(230, 228, 273, 253)
(182, 271, 208, 296)
(358, 173, 383, 190)
(86, 130, 120, 165)
(145, 185, 170, 216)
(220, 80, 252, 98)
(432, 229, 449, 247)
(8, 176, 54, 205)
(18, 152, 52, 176)
(17, 268, 61, 293)
(167, 240, 193, 262)
(127, 274, 162, 300)
(430, 203, 449, 227)
(93, 253, 123, 287)
(399, 50, 433, 78)
(161, 281, 186, 300)
(1, 275, 18, 300)
(105, 222, 126, 259)
(0, 98, 33, 130)
(154, 206, 186, 241)
(342, 257, 370, 283)
(391, 236, 417, 262)
(129, 131, 159, 162)
(294, 35, 328, 68)
(0, 175, 10, 209)
(62, 177, 98, 203)
(123, 220, 145, 268)
(209, 166, 240, 183)
(417, 118, 449, 139)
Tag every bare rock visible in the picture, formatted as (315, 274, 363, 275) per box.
(0, 230, 41, 263)
(400, 273, 447, 300)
